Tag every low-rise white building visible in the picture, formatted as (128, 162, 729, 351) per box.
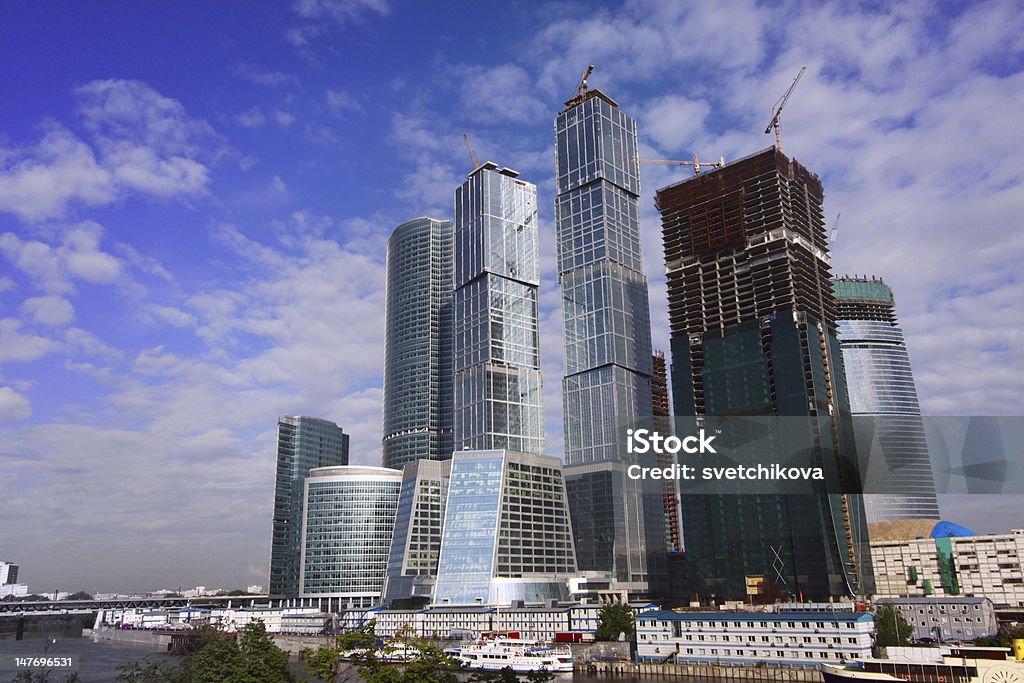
(875, 597, 998, 642)
(635, 611, 874, 666)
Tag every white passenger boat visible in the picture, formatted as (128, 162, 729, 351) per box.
(821, 645, 1024, 683)
(457, 637, 574, 673)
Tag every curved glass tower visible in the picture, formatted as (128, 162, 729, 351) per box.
(299, 465, 403, 611)
(833, 276, 939, 522)
(382, 217, 454, 470)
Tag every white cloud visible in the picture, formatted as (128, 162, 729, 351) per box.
(457, 64, 547, 124)
(0, 127, 115, 221)
(0, 223, 122, 293)
(22, 295, 75, 327)
(273, 109, 295, 128)
(234, 107, 267, 129)
(231, 63, 298, 88)
(0, 80, 221, 221)
(640, 95, 711, 154)
(150, 304, 197, 328)
(0, 318, 61, 363)
(326, 88, 361, 113)
(291, 0, 389, 23)
(0, 387, 31, 421)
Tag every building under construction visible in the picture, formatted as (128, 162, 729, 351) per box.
(657, 146, 873, 601)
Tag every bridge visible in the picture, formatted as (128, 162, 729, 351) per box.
(0, 595, 272, 615)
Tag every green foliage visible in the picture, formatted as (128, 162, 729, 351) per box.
(66, 591, 93, 601)
(117, 619, 293, 683)
(115, 656, 186, 683)
(595, 602, 635, 641)
(975, 624, 1024, 647)
(302, 621, 555, 683)
(875, 605, 915, 647)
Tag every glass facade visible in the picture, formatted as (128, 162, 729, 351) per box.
(382, 459, 451, 606)
(453, 164, 544, 455)
(555, 89, 661, 594)
(382, 217, 454, 470)
(269, 416, 348, 598)
(300, 466, 402, 610)
(833, 276, 939, 522)
(433, 450, 577, 606)
(657, 148, 873, 601)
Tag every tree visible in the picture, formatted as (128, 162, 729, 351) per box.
(875, 605, 914, 647)
(117, 619, 293, 683)
(303, 621, 554, 683)
(66, 591, 93, 601)
(595, 603, 635, 641)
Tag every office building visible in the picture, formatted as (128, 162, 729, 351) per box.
(869, 521, 1024, 608)
(554, 85, 664, 595)
(635, 610, 874, 665)
(657, 147, 872, 600)
(875, 597, 998, 641)
(382, 217, 455, 471)
(452, 163, 544, 455)
(832, 276, 940, 523)
(382, 458, 451, 607)
(432, 450, 577, 606)
(299, 465, 402, 611)
(0, 561, 17, 585)
(269, 416, 349, 597)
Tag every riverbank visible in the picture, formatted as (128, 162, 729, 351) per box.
(580, 661, 824, 681)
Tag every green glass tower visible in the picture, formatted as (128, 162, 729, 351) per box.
(657, 147, 872, 601)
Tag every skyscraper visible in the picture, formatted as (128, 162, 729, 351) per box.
(382, 217, 454, 470)
(382, 458, 451, 607)
(452, 162, 544, 455)
(269, 416, 349, 598)
(554, 86, 663, 594)
(299, 465, 402, 611)
(833, 275, 939, 522)
(657, 147, 872, 600)
(432, 449, 577, 606)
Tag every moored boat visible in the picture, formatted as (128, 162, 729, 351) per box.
(457, 637, 574, 673)
(822, 645, 1024, 683)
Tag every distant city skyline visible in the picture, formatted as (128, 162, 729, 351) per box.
(1, 2, 1021, 591)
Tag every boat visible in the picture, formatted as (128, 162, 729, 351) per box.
(822, 645, 1024, 683)
(456, 637, 574, 673)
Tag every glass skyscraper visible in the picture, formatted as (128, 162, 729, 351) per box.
(554, 87, 663, 595)
(382, 458, 451, 607)
(432, 450, 577, 606)
(382, 217, 454, 470)
(452, 162, 544, 455)
(269, 416, 349, 598)
(833, 276, 939, 523)
(657, 147, 872, 601)
(299, 465, 402, 611)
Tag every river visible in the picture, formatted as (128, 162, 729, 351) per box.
(0, 633, 649, 682)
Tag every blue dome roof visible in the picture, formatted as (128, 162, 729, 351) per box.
(931, 521, 976, 538)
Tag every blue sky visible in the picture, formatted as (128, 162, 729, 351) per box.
(1, 1, 1022, 592)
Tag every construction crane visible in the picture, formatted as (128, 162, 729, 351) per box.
(830, 212, 841, 245)
(571, 64, 595, 102)
(764, 66, 806, 153)
(636, 153, 726, 176)
(463, 132, 480, 170)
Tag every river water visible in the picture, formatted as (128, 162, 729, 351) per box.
(0, 633, 648, 682)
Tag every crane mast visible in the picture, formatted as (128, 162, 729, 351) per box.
(765, 66, 806, 153)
